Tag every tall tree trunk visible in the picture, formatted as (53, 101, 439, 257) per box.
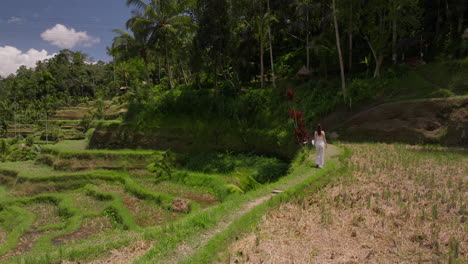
(14, 100, 17, 138)
(366, 38, 382, 78)
(260, 24, 264, 89)
(214, 62, 218, 89)
(332, 0, 346, 101)
(267, 0, 276, 89)
(45, 111, 48, 145)
(436, 0, 441, 35)
(165, 37, 174, 89)
(348, 0, 353, 73)
(392, 0, 397, 64)
(259, 1, 265, 89)
(348, 32, 353, 73)
(306, 9, 310, 70)
(458, 4, 465, 34)
(181, 63, 189, 85)
(158, 57, 161, 84)
(374, 56, 384, 77)
(143, 58, 155, 102)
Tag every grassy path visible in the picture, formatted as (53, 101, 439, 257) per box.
(130, 144, 341, 264)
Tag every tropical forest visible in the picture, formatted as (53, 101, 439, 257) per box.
(0, 0, 466, 263)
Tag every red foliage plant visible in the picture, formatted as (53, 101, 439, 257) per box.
(286, 88, 295, 101)
(289, 108, 310, 145)
(287, 88, 309, 145)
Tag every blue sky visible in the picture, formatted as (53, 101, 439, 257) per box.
(0, 0, 133, 77)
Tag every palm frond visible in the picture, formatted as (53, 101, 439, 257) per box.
(126, 0, 147, 9)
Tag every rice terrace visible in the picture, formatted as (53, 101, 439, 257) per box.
(0, 0, 467, 263)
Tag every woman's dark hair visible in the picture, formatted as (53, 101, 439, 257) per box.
(316, 124, 322, 136)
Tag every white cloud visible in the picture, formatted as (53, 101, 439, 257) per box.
(0, 46, 54, 77)
(7, 16, 23, 24)
(41, 24, 100, 49)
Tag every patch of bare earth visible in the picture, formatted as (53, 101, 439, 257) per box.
(97, 184, 183, 227)
(122, 194, 183, 227)
(143, 181, 220, 208)
(0, 228, 7, 245)
(23, 203, 61, 229)
(59, 240, 153, 264)
(52, 216, 113, 246)
(228, 143, 467, 263)
(70, 193, 108, 213)
(1, 230, 51, 260)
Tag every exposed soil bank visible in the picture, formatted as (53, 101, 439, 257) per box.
(332, 97, 468, 146)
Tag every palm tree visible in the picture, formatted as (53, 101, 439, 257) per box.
(332, 0, 346, 102)
(0, 100, 13, 137)
(126, 0, 194, 90)
(295, 0, 313, 70)
(38, 71, 55, 144)
(111, 28, 155, 101)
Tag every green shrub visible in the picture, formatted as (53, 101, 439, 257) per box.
(41, 126, 64, 141)
(7, 147, 38, 161)
(85, 128, 95, 141)
(429, 89, 455, 98)
(147, 151, 178, 179)
(253, 158, 289, 184)
(35, 154, 56, 166)
(237, 172, 261, 192)
(79, 113, 93, 132)
(25, 136, 34, 147)
(349, 78, 386, 106)
(94, 98, 105, 120)
(186, 152, 235, 174)
(172, 171, 231, 199)
(0, 139, 8, 155)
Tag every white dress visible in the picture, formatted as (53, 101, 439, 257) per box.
(315, 134, 325, 168)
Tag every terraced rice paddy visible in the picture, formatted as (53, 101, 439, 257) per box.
(0, 138, 287, 263)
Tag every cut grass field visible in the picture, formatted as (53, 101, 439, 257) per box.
(228, 143, 467, 263)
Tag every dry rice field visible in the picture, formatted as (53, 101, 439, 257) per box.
(228, 143, 467, 264)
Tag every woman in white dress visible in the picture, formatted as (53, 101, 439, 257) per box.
(314, 124, 327, 168)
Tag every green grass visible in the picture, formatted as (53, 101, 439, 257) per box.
(385, 60, 468, 101)
(0, 144, 320, 264)
(42, 140, 156, 156)
(135, 180, 219, 208)
(0, 161, 72, 178)
(131, 146, 341, 263)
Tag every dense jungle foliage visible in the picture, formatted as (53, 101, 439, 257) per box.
(0, 0, 467, 129)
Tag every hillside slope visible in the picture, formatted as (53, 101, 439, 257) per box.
(332, 96, 468, 146)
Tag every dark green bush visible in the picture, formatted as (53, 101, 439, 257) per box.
(41, 126, 64, 141)
(172, 171, 231, 199)
(7, 147, 38, 161)
(79, 113, 93, 132)
(0, 139, 8, 155)
(252, 158, 288, 184)
(25, 136, 34, 147)
(35, 154, 56, 166)
(185, 152, 235, 174)
(429, 89, 456, 98)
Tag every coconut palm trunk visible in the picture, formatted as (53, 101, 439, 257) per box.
(165, 37, 174, 89)
(332, 0, 346, 101)
(267, 0, 276, 89)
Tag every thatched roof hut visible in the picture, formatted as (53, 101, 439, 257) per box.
(296, 65, 312, 77)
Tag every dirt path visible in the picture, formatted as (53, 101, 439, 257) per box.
(156, 144, 340, 264)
